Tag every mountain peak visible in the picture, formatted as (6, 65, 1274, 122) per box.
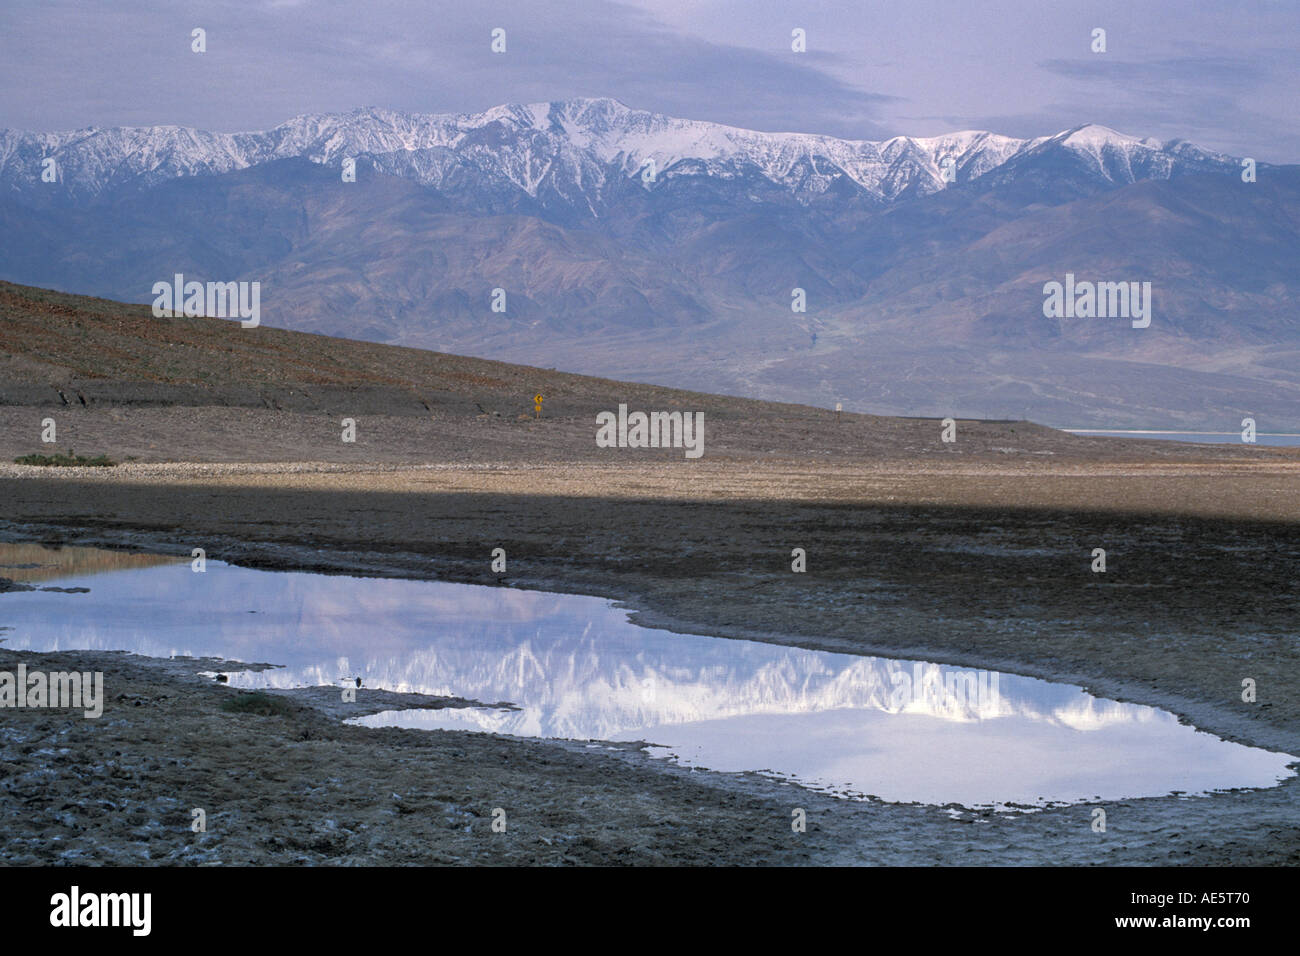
(1056, 123, 1148, 149)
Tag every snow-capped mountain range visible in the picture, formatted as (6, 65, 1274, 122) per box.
(0, 97, 1243, 207)
(2, 98, 1296, 430)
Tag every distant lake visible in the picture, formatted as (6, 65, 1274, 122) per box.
(1064, 429, 1300, 447)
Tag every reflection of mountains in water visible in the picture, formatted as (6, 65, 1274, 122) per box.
(5, 552, 1165, 741)
(247, 627, 1163, 741)
(0, 542, 185, 584)
(8, 553, 1290, 807)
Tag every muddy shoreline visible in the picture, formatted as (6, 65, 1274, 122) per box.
(3, 642, 1297, 866)
(2, 458, 1298, 865)
(2, 514, 1296, 756)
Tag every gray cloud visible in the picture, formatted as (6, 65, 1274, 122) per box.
(0, 0, 1296, 160)
(0, 0, 897, 138)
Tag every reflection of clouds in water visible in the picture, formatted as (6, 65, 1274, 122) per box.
(4, 555, 1295, 807)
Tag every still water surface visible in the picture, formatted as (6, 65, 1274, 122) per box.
(1, 544, 1293, 809)
(1063, 429, 1300, 446)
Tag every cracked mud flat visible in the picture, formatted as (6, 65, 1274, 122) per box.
(1, 454, 1298, 866)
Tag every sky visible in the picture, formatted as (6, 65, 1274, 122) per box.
(2, 0, 1298, 161)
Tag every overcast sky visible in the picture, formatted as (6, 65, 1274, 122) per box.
(2, 0, 1298, 161)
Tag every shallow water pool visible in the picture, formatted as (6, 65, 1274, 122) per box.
(1, 542, 1293, 809)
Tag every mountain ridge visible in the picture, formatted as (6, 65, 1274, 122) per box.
(2, 99, 1297, 429)
(0, 97, 1249, 208)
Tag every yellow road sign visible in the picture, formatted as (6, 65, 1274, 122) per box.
(534, 393, 543, 404)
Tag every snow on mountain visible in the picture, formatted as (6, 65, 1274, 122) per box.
(0, 98, 1242, 207)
